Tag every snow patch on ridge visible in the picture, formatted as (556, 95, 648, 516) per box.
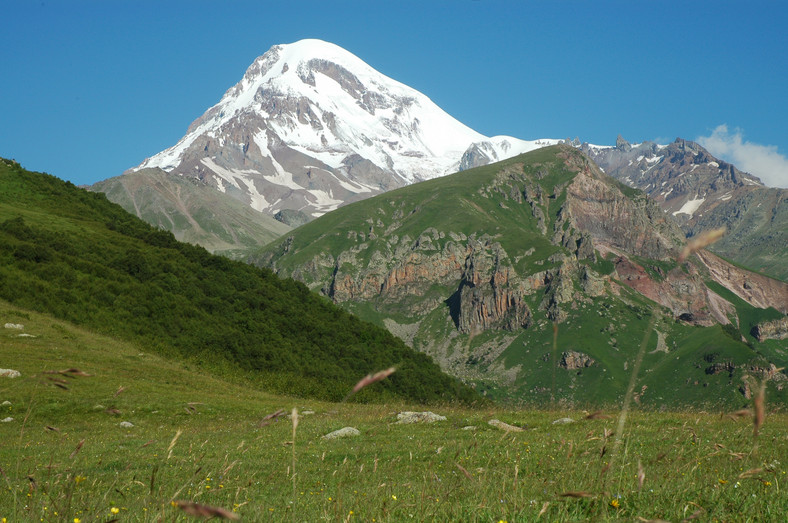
(252, 133, 303, 191)
(672, 197, 705, 218)
(200, 158, 270, 211)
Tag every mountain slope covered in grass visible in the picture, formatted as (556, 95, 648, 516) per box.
(0, 158, 477, 404)
(253, 146, 788, 407)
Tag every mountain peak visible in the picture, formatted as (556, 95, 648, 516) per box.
(129, 40, 554, 219)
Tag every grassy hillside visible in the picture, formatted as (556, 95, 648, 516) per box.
(0, 158, 477, 404)
(254, 147, 566, 281)
(253, 146, 787, 408)
(1, 299, 786, 521)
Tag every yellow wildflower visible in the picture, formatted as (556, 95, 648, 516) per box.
(111, 507, 120, 514)
(609, 499, 620, 508)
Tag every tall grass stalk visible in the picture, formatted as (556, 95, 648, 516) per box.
(551, 323, 558, 408)
(604, 311, 657, 492)
(291, 407, 298, 523)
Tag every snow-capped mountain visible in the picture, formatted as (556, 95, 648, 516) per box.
(131, 39, 557, 218)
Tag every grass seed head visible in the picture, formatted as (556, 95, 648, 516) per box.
(677, 227, 725, 262)
(174, 500, 240, 520)
(559, 491, 594, 498)
(352, 367, 396, 394)
(167, 429, 183, 459)
(637, 459, 645, 490)
(69, 438, 85, 459)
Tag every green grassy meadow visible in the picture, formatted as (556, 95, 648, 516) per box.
(2, 300, 786, 522)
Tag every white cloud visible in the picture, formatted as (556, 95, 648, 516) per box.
(697, 125, 788, 188)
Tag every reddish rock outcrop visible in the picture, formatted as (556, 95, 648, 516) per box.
(612, 256, 735, 326)
(695, 250, 788, 314)
(563, 151, 684, 261)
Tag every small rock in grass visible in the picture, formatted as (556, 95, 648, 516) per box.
(487, 419, 525, 432)
(1, 417, 14, 423)
(119, 421, 134, 428)
(92, 404, 106, 411)
(322, 427, 360, 440)
(288, 409, 315, 419)
(1, 400, 11, 406)
(3, 323, 24, 329)
(461, 425, 477, 431)
(16, 333, 36, 338)
(0, 369, 21, 378)
(552, 417, 575, 425)
(396, 411, 447, 424)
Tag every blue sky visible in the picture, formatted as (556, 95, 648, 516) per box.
(2, 0, 787, 187)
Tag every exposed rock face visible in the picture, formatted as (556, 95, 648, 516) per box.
(580, 265, 606, 296)
(695, 250, 788, 314)
(581, 138, 756, 220)
(581, 137, 788, 281)
(274, 209, 310, 227)
(563, 154, 683, 260)
(612, 255, 735, 326)
(540, 262, 576, 323)
(328, 231, 468, 306)
(260, 145, 784, 333)
(705, 362, 735, 375)
(689, 187, 787, 281)
(615, 135, 632, 152)
(453, 243, 532, 333)
(560, 351, 595, 370)
(751, 317, 788, 341)
(321, 229, 540, 333)
(459, 142, 496, 171)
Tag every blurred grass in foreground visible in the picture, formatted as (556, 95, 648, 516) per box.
(1, 300, 786, 522)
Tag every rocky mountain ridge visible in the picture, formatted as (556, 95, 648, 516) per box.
(252, 146, 787, 405)
(579, 137, 788, 281)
